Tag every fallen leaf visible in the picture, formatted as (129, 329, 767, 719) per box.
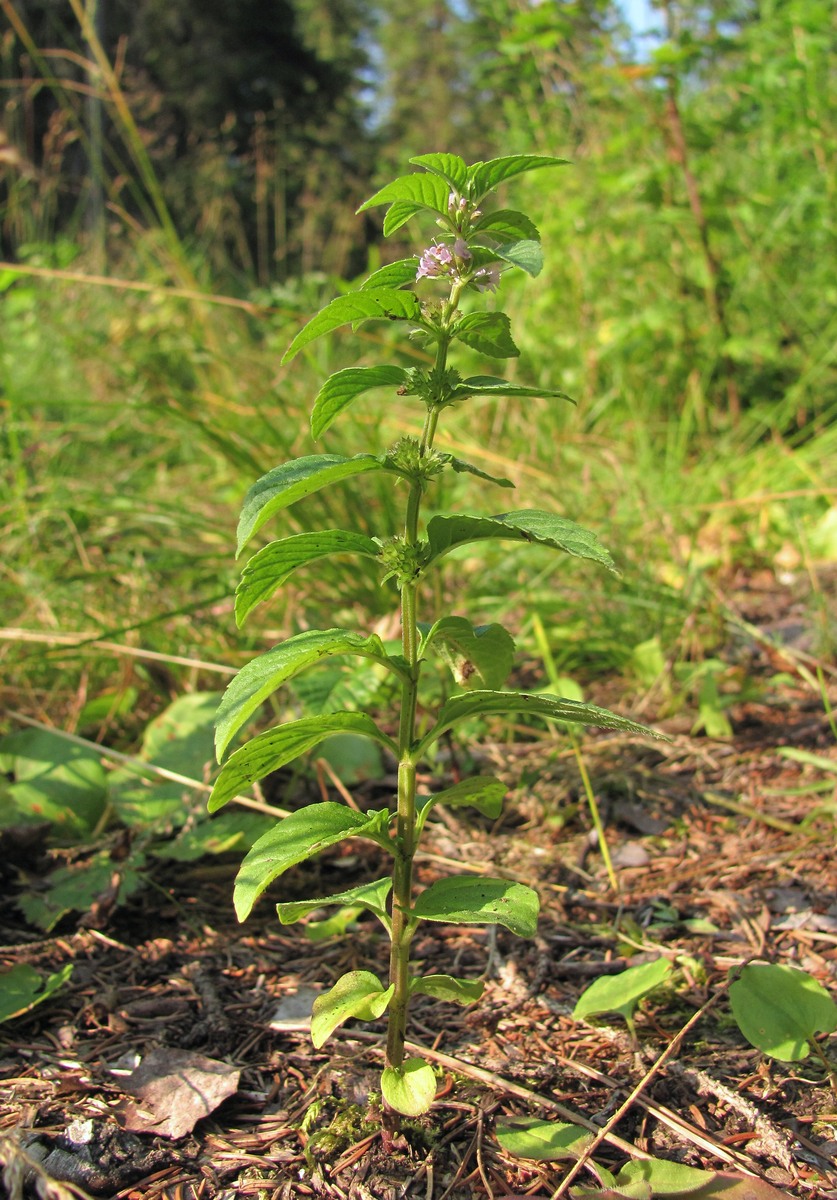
(117, 1047, 240, 1139)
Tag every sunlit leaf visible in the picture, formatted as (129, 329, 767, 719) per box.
(453, 311, 519, 358)
(411, 974, 484, 1004)
(282, 289, 423, 363)
(492, 239, 544, 277)
(277, 877, 393, 930)
(420, 776, 508, 822)
(0, 963, 73, 1023)
(358, 171, 451, 216)
(729, 962, 837, 1061)
(359, 259, 418, 290)
(413, 876, 539, 937)
(574, 958, 673, 1025)
(422, 615, 515, 689)
(450, 375, 574, 405)
(425, 510, 616, 573)
(468, 154, 570, 200)
(473, 208, 541, 242)
(409, 152, 469, 190)
(311, 970, 393, 1048)
(311, 366, 409, 439)
(380, 1057, 437, 1116)
(496, 1117, 593, 1161)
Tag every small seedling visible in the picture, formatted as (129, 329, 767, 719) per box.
(211, 153, 661, 1117)
(573, 957, 673, 1040)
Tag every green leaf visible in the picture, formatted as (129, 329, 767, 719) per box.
(382, 200, 427, 237)
(236, 454, 397, 553)
(422, 776, 508, 820)
(209, 713, 397, 813)
(422, 615, 516, 690)
(215, 629, 403, 760)
(380, 1057, 437, 1116)
(473, 208, 541, 242)
(469, 154, 570, 201)
(311, 970, 393, 1048)
(492, 239, 544, 277)
(417, 691, 663, 757)
(413, 876, 539, 937)
(232, 801, 391, 920)
(495, 1117, 593, 1161)
(277, 877, 393, 931)
(438, 452, 515, 487)
(0, 963, 73, 1023)
(282, 289, 423, 363)
(359, 259, 419, 290)
(411, 974, 485, 1004)
(729, 963, 837, 1062)
(409, 152, 469, 190)
(616, 1159, 716, 1194)
(311, 366, 408, 439)
(574, 958, 673, 1025)
(425, 510, 616, 573)
(0, 729, 108, 842)
(453, 312, 519, 358)
(357, 171, 451, 217)
(450, 376, 574, 405)
(235, 530, 381, 624)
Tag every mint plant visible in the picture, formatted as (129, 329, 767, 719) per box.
(209, 153, 658, 1118)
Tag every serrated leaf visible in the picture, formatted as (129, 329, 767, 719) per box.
(438, 452, 515, 487)
(469, 154, 570, 200)
(311, 366, 408, 439)
(413, 876, 539, 937)
(574, 958, 673, 1024)
(450, 375, 574, 405)
(311, 970, 393, 1048)
(232, 801, 391, 920)
(417, 691, 663, 757)
(215, 629, 403, 760)
(423, 776, 508, 820)
(277, 877, 393, 930)
(382, 200, 426, 237)
(729, 963, 837, 1062)
(453, 311, 519, 358)
(209, 713, 397, 813)
(425, 511, 616, 573)
(360, 258, 419, 290)
(236, 454, 396, 553)
(493, 239, 544, 277)
(411, 974, 485, 1004)
(282, 289, 423, 363)
(380, 1057, 437, 1116)
(409, 152, 469, 190)
(0, 963, 74, 1023)
(496, 1117, 593, 1161)
(422, 616, 515, 690)
(235, 530, 381, 624)
(473, 208, 541, 242)
(358, 171, 450, 216)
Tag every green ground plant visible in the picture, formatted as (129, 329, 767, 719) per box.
(209, 153, 663, 1120)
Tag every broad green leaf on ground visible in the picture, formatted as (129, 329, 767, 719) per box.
(437, 453, 514, 487)
(215, 629, 403, 759)
(282, 289, 423, 363)
(412, 876, 539, 937)
(453, 311, 519, 358)
(615, 1160, 716, 1195)
(729, 962, 837, 1061)
(425, 511, 616, 573)
(492, 239, 544, 277)
(235, 530, 381, 624)
(421, 616, 515, 689)
(410, 974, 485, 1004)
(209, 713, 397, 813)
(232, 802, 392, 921)
(311, 970, 393, 1048)
(0, 963, 74, 1023)
(0, 728, 108, 842)
(408, 152, 469, 190)
(416, 691, 663, 757)
(449, 376, 574, 405)
(418, 776, 508, 824)
(360, 259, 419, 290)
(574, 958, 673, 1025)
(155, 809, 273, 862)
(236, 454, 399, 553)
(574, 1170, 807, 1200)
(472, 209, 541, 242)
(357, 171, 451, 218)
(496, 1117, 593, 1161)
(380, 1057, 437, 1116)
(311, 366, 409, 439)
(469, 154, 570, 201)
(276, 877, 393, 931)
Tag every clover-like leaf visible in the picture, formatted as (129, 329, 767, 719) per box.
(425, 510, 616, 573)
(311, 366, 409, 439)
(236, 454, 398, 553)
(277, 877, 393, 932)
(468, 154, 570, 201)
(232, 802, 392, 921)
(453, 311, 519, 358)
(215, 629, 405, 760)
(282, 289, 423, 363)
(311, 970, 393, 1048)
(209, 712, 397, 813)
(413, 876, 539, 937)
(380, 1057, 437, 1116)
(729, 962, 837, 1062)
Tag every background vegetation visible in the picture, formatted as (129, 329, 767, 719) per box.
(1, 0, 835, 781)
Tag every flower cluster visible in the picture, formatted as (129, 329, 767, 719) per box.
(416, 234, 499, 292)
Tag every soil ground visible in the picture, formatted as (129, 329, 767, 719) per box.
(1, 579, 836, 1200)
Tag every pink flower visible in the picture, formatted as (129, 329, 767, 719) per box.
(474, 264, 501, 293)
(416, 242, 454, 280)
(453, 237, 472, 262)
